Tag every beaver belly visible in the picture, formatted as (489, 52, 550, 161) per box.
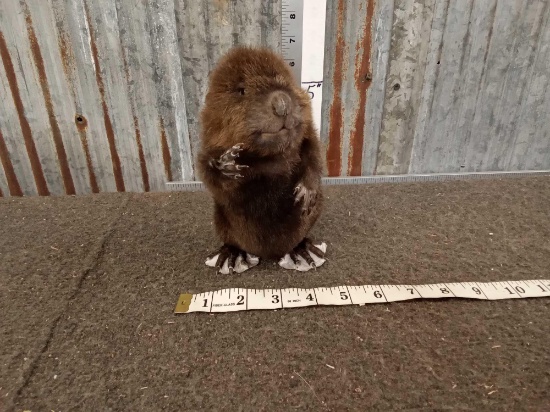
(233, 200, 307, 259)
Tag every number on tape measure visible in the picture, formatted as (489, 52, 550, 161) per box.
(248, 289, 282, 310)
(413, 283, 455, 299)
(380, 285, 421, 301)
(315, 286, 352, 306)
(506, 280, 549, 298)
(281, 288, 317, 308)
(347, 285, 387, 305)
(445, 282, 487, 299)
(209, 288, 247, 312)
(174, 280, 550, 314)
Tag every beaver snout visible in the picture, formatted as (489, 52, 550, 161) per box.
(270, 91, 292, 117)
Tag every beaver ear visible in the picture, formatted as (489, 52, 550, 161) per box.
(236, 82, 246, 96)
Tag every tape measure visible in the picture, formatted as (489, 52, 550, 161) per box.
(175, 279, 550, 314)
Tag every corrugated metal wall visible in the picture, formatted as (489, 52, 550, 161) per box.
(0, 0, 280, 196)
(321, 0, 550, 176)
(1, 0, 549, 197)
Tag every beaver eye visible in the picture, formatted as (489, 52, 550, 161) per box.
(238, 87, 245, 95)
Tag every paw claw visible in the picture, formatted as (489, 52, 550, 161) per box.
(214, 144, 248, 179)
(205, 245, 260, 274)
(294, 183, 316, 214)
(278, 239, 327, 272)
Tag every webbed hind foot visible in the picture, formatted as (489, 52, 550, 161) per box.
(278, 238, 327, 272)
(205, 244, 260, 274)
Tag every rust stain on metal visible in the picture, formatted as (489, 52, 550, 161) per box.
(57, 22, 100, 194)
(24, 4, 75, 195)
(0, 30, 49, 195)
(0, 127, 23, 196)
(159, 117, 173, 182)
(133, 116, 150, 192)
(84, 3, 125, 192)
(56, 24, 76, 98)
(58, 34, 72, 79)
(75, 114, 88, 130)
(120, 45, 131, 87)
(348, 0, 375, 176)
(326, 0, 346, 177)
(75, 115, 99, 193)
(78, 133, 99, 193)
(119, 39, 150, 192)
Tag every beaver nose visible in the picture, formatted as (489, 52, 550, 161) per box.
(270, 91, 292, 117)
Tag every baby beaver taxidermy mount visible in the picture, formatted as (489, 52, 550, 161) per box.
(197, 46, 327, 274)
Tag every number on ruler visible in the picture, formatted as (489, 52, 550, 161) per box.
(290, 38, 295, 43)
(505, 286, 525, 295)
(272, 294, 280, 304)
(306, 294, 314, 301)
(515, 286, 525, 294)
(374, 291, 383, 299)
(305, 83, 322, 100)
(290, 13, 296, 19)
(237, 295, 244, 305)
(340, 291, 349, 300)
(203, 299, 208, 307)
(440, 287, 450, 294)
(472, 287, 482, 295)
(289, 62, 295, 67)
(407, 288, 414, 294)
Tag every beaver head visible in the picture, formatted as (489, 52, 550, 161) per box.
(200, 46, 313, 157)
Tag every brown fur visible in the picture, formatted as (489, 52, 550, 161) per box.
(197, 46, 324, 260)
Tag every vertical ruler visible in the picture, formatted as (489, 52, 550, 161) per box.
(301, 0, 327, 130)
(283, 0, 327, 131)
(282, 0, 304, 84)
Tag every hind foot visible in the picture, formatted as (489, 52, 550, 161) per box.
(278, 238, 327, 272)
(205, 244, 260, 274)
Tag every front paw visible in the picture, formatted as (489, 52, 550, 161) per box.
(209, 143, 249, 179)
(294, 183, 317, 215)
